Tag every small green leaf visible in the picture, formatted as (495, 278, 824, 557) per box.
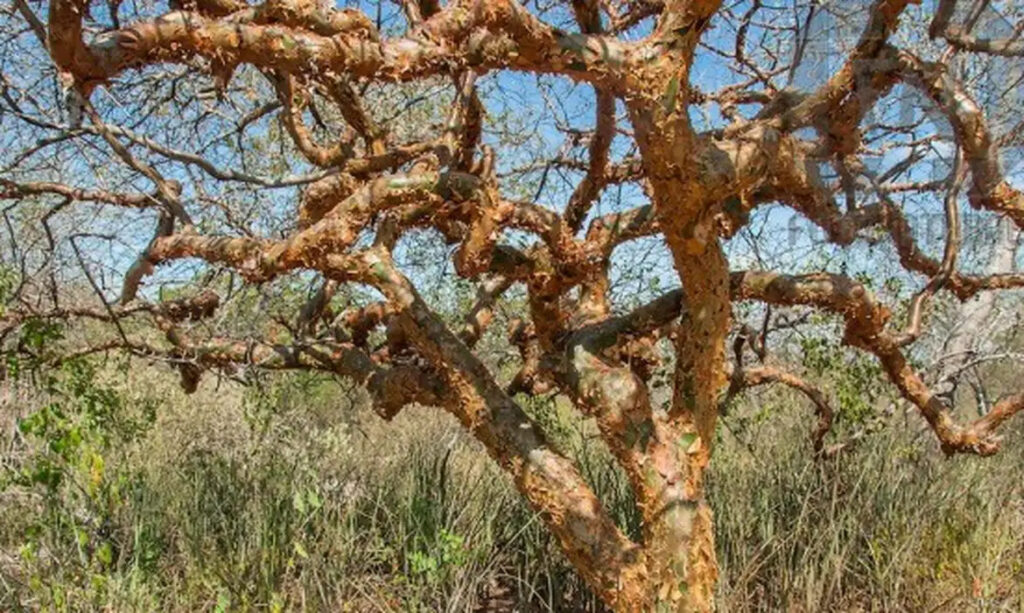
(95, 542, 114, 567)
(307, 489, 322, 510)
(214, 590, 231, 613)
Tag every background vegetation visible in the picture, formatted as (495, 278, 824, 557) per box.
(2, 321, 1022, 611)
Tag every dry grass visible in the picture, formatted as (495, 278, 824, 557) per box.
(1, 363, 1022, 612)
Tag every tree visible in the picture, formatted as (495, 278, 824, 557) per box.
(2, 0, 1024, 609)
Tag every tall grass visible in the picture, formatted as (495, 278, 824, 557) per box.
(712, 408, 1024, 612)
(1, 365, 1022, 611)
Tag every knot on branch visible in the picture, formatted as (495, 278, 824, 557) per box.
(158, 290, 221, 322)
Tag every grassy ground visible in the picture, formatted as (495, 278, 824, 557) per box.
(1, 362, 1022, 612)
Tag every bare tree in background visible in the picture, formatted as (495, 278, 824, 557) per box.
(2, 0, 1024, 609)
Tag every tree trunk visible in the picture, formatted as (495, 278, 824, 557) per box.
(644, 238, 728, 613)
(624, 34, 734, 603)
(621, 143, 729, 613)
(567, 292, 721, 611)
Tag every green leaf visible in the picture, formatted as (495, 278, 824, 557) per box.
(306, 489, 322, 510)
(214, 590, 231, 613)
(96, 542, 114, 567)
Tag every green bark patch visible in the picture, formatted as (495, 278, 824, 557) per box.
(662, 76, 680, 114)
(623, 419, 654, 450)
(680, 374, 696, 410)
(370, 261, 390, 282)
(557, 33, 589, 56)
(677, 432, 698, 453)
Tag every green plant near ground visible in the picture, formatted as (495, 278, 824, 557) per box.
(1, 352, 159, 610)
(799, 335, 883, 426)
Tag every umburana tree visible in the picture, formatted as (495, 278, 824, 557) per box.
(3, 0, 1024, 609)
